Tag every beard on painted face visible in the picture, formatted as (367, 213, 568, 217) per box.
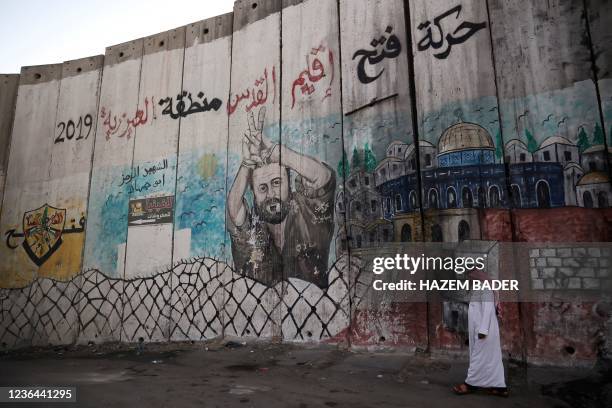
(255, 197, 290, 225)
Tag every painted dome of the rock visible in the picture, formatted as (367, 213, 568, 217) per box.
(438, 122, 494, 154)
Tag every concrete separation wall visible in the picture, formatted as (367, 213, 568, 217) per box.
(0, 0, 611, 366)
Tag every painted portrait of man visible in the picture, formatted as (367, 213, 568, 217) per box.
(226, 107, 335, 288)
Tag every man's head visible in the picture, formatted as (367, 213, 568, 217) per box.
(252, 163, 291, 224)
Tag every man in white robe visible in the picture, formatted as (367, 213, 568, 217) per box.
(454, 270, 508, 397)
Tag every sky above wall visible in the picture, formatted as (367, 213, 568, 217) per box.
(0, 0, 235, 73)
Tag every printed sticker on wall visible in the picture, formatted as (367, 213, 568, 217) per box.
(128, 196, 174, 226)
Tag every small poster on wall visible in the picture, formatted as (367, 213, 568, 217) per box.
(128, 195, 174, 226)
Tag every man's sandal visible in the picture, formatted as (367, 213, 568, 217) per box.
(452, 383, 474, 395)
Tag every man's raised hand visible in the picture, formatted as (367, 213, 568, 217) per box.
(242, 107, 278, 168)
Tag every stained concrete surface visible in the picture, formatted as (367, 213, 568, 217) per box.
(0, 341, 606, 408)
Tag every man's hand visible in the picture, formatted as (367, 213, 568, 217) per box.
(478, 333, 487, 339)
(242, 107, 278, 167)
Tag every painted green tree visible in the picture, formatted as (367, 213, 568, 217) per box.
(337, 149, 349, 178)
(577, 126, 590, 152)
(592, 122, 604, 145)
(364, 143, 377, 172)
(525, 128, 538, 153)
(494, 130, 504, 160)
(351, 147, 361, 170)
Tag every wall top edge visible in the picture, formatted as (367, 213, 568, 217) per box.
(104, 38, 145, 66)
(61, 55, 104, 79)
(233, 0, 281, 32)
(186, 12, 234, 46)
(1, 74, 20, 81)
(143, 26, 186, 56)
(19, 63, 62, 85)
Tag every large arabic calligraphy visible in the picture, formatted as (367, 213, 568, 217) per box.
(352, 26, 402, 84)
(100, 97, 156, 141)
(227, 67, 277, 116)
(158, 91, 222, 119)
(101, 89, 223, 141)
(416, 5, 486, 60)
(290, 45, 335, 109)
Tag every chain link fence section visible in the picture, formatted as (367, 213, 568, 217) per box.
(1, 255, 364, 349)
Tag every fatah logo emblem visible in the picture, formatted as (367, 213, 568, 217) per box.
(22, 204, 66, 266)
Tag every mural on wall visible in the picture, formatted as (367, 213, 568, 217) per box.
(171, 15, 233, 264)
(498, 82, 612, 209)
(338, 0, 416, 252)
(279, 0, 344, 295)
(0, 0, 611, 359)
(87, 84, 223, 274)
(174, 149, 227, 259)
(488, 0, 611, 211)
(227, 107, 336, 288)
(0, 257, 359, 347)
(4, 204, 85, 266)
(338, 116, 612, 251)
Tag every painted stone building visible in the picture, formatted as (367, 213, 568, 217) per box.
(339, 122, 611, 246)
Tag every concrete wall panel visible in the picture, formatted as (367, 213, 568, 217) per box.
(339, 0, 425, 349)
(171, 14, 233, 341)
(587, 0, 612, 168)
(44, 56, 103, 282)
(408, 0, 502, 352)
(488, 0, 611, 364)
(280, 0, 348, 342)
(225, 0, 282, 340)
(0, 64, 61, 289)
(120, 28, 186, 342)
(339, 0, 417, 248)
(0, 74, 19, 214)
(174, 15, 232, 264)
(28, 56, 104, 346)
(81, 40, 143, 343)
(409, 0, 502, 226)
(489, 0, 608, 210)
(83, 40, 143, 278)
(123, 28, 185, 282)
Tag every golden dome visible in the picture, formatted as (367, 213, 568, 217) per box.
(577, 171, 610, 186)
(438, 122, 494, 154)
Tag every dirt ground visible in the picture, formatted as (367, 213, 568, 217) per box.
(0, 340, 609, 408)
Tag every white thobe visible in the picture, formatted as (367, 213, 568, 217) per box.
(465, 289, 506, 388)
